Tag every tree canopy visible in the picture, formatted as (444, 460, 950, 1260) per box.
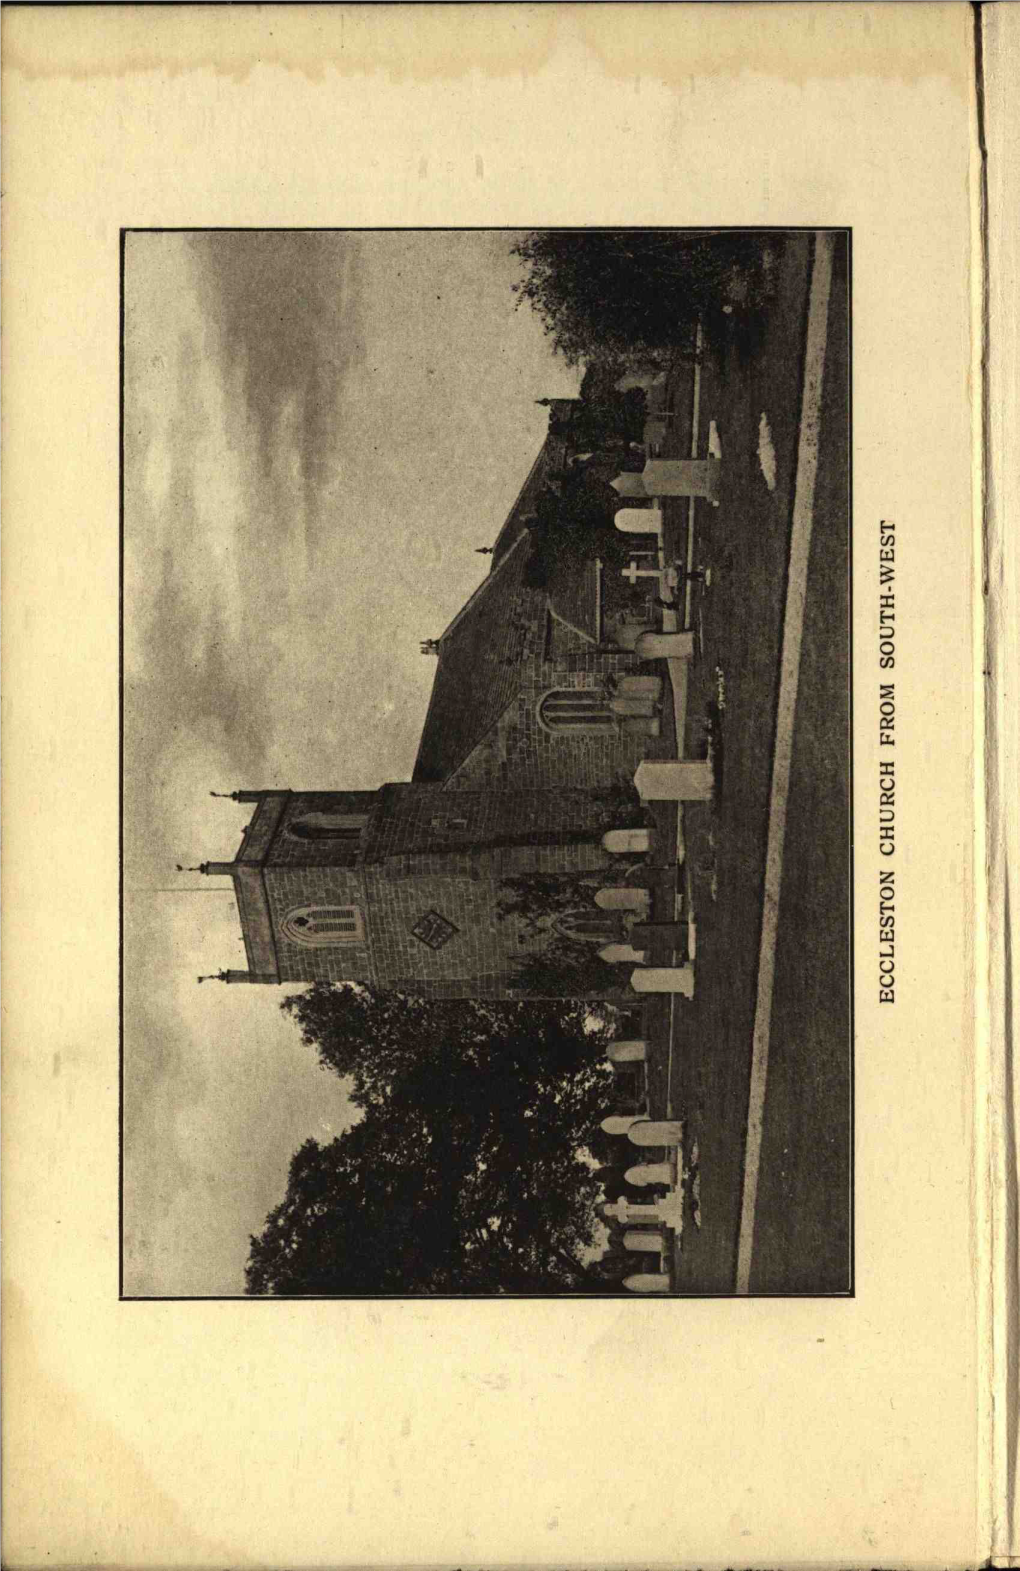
(281, 985, 602, 1109)
(511, 229, 774, 365)
(247, 987, 623, 1294)
(523, 466, 631, 588)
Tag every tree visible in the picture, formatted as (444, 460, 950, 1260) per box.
(576, 362, 648, 444)
(507, 937, 631, 1001)
(247, 996, 623, 1295)
(523, 469, 631, 589)
(282, 984, 601, 1110)
(496, 872, 606, 938)
(511, 229, 776, 365)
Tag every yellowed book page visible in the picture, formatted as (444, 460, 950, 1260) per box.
(2, 5, 984, 1567)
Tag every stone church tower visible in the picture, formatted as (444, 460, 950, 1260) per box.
(199, 783, 618, 998)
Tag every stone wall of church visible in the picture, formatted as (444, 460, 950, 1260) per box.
(363, 869, 522, 991)
(253, 782, 634, 992)
(379, 973, 513, 1001)
(362, 783, 620, 992)
(444, 623, 663, 794)
(263, 864, 371, 985)
(365, 782, 617, 871)
(267, 791, 381, 868)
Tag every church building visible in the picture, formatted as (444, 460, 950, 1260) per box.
(199, 409, 675, 999)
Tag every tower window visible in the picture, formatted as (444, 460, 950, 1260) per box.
(281, 905, 365, 947)
(537, 688, 614, 733)
(287, 812, 369, 841)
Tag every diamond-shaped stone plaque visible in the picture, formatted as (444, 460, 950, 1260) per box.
(411, 909, 459, 951)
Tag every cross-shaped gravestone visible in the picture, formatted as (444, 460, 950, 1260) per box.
(603, 1196, 660, 1225)
(621, 561, 661, 585)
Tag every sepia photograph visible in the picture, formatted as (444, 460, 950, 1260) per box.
(8, 4, 989, 1558)
(122, 226, 851, 1299)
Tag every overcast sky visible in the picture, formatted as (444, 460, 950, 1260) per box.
(123, 230, 579, 1296)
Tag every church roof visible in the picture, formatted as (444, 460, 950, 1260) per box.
(412, 430, 600, 785)
(490, 430, 568, 564)
(412, 531, 534, 785)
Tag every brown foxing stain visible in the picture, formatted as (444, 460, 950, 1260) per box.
(2, 1281, 249, 1566)
(3, 4, 971, 94)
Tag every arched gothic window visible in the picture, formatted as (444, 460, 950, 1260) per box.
(287, 812, 369, 841)
(537, 688, 614, 733)
(281, 905, 365, 947)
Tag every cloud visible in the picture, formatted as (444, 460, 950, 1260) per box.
(121, 231, 580, 1293)
(188, 231, 368, 537)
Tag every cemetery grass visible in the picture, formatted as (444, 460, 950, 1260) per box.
(650, 234, 851, 1294)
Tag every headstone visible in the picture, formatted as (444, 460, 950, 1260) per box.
(635, 630, 696, 662)
(607, 1192, 684, 1229)
(610, 471, 650, 499)
(621, 561, 662, 585)
(598, 943, 646, 966)
(634, 759, 714, 802)
(642, 457, 721, 501)
(625, 1161, 674, 1187)
(623, 1230, 663, 1254)
(614, 506, 664, 538)
(609, 618, 654, 652)
(602, 828, 652, 855)
(627, 1119, 684, 1148)
(606, 1037, 648, 1063)
(630, 966, 696, 999)
(602, 1196, 660, 1225)
(623, 1272, 671, 1294)
(618, 717, 661, 738)
(643, 417, 668, 450)
(628, 922, 687, 949)
(601, 1113, 648, 1137)
(616, 674, 663, 699)
(609, 696, 656, 719)
(595, 888, 650, 914)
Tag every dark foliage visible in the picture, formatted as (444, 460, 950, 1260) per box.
(522, 468, 632, 589)
(573, 362, 648, 445)
(512, 229, 778, 366)
(246, 987, 623, 1295)
(495, 873, 604, 938)
(282, 984, 598, 1111)
(508, 937, 633, 1001)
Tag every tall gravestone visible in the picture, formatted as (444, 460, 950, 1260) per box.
(623, 1230, 663, 1254)
(634, 759, 714, 802)
(625, 1161, 674, 1187)
(630, 965, 695, 998)
(642, 457, 721, 502)
(595, 889, 651, 915)
(628, 1119, 684, 1147)
(601, 1114, 648, 1137)
(606, 1038, 648, 1062)
(602, 828, 652, 855)
(624, 1272, 671, 1294)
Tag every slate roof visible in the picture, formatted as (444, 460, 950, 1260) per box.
(545, 555, 600, 643)
(490, 432, 568, 564)
(412, 531, 535, 785)
(412, 433, 599, 786)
